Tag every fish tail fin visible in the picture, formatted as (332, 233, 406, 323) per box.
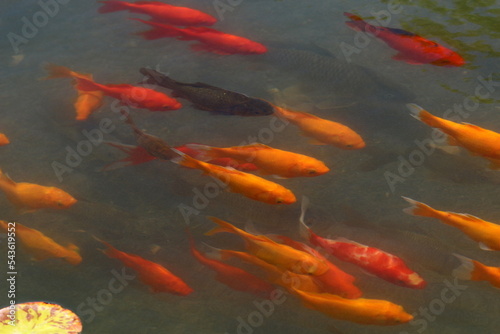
(76, 77, 101, 92)
(299, 196, 313, 241)
(184, 143, 217, 161)
(98, 0, 128, 13)
(43, 63, 74, 79)
(402, 196, 438, 218)
(92, 235, 118, 257)
(0, 133, 10, 145)
(452, 253, 476, 280)
(344, 12, 372, 32)
(131, 18, 181, 40)
(205, 216, 239, 236)
(170, 148, 203, 170)
(201, 242, 231, 261)
(67, 243, 80, 252)
(407, 104, 440, 128)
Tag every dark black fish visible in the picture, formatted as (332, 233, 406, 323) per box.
(139, 68, 274, 116)
(258, 46, 415, 103)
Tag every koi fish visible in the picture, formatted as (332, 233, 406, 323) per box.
(0, 133, 9, 146)
(0, 221, 81, 265)
(95, 237, 193, 295)
(43, 64, 104, 121)
(185, 143, 330, 178)
(0, 169, 77, 211)
(75, 76, 181, 111)
(98, 0, 217, 26)
(344, 12, 465, 67)
(452, 254, 500, 289)
(206, 216, 328, 275)
(299, 197, 426, 289)
(291, 288, 413, 325)
(132, 19, 267, 55)
(273, 235, 362, 299)
(402, 197, 500, 251)
(139, 68, 274, 116)
(210, 246, 324, 294)
(187, 230, 275, 298)
(273, 105, 365, 149)
(408, 104, 500, 169)
(102, 141, 258, 172)
(171, 149, 296, 205)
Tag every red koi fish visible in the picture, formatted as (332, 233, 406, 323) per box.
(187, 230, 275, 298)
(299, 197, 426, 289)
(272, 235, 362, 299)
(98, 0, 217, 26)
(96, 237, 193, 295)
(132, 19, 267, 55)
(344, 12, 465, 67)
(75, 77, 181, 111)
(102, 142, 258, 171)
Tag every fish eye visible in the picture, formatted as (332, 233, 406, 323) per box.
(276, 199, 283, 204)
(56, 201, 64, 207)
(308, 170, 317, 175)
(346, 144, 353, 148)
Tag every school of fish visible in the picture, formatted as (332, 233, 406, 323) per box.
(1, 1, 498, 333)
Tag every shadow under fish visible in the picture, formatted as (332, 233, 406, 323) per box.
(139, 68, 275, 116)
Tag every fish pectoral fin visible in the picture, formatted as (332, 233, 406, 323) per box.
(479, 242, 495, 251)
(391, 53, 425, 64)
(446, 135, 459, 146)
(486, 158, 500, 170)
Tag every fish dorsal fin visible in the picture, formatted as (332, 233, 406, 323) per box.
(449, 212, 485, 223)
(241, 143, 271, 150)
(461, 123, 487, 131)
(335, 237, 366, 247)
(386, 27, 416, 37)
(135, 1, 166, 5)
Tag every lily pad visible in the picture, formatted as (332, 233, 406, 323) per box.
(0, 302, 82, 334)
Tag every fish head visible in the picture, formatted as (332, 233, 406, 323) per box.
(378, 304, 414, 325)
(273, 189, 297, 205)
(64, 252, 83, 266)
(48, 188, 77, 209)
(229, 99, 275, 116)
(246, 42, 268, 55)
(292, 160, 330, 177)
(431, 53, 466, 67)
(339, 131, 366, 150)
(398, 272, 427, 289)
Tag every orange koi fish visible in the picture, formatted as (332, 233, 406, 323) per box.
(273, 105, 365, 149)
(0, 133, 9, 146)
(43, 64, 104, 121)
(211, 247, 323, 294)
(273, 235, 362, 299)
(133, 19, 267, 55)
(408, 104, 500, 169)
(403, 197, 500, 251)
(186, 143, 329, 178)
(171, 149, 296, 205)
(0, 221, 81, 265)
(453, 254, 500, 289)
(187, 230, 275, 298)
(98, 1, 217, 26)
(96, 238, 193, 295)
(345, 13, 465, 67)
(75, 76, 181, 111)
(206, 217, 328, 275)
(291, 288, 413, 325)
(0, 169, 77, 211)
